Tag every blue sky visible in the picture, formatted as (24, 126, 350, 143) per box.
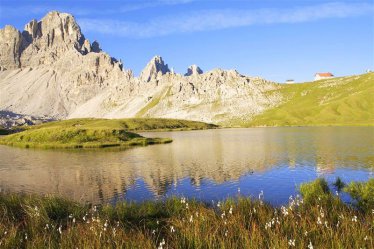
(0, 0, 373, 82)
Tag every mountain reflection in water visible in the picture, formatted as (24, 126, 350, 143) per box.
(0, 127, 373, 205)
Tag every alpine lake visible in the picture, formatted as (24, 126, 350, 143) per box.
(0, 127, 373, 206)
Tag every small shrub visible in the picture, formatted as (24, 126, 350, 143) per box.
(333, 177, 345, 191)
(344, 178, 374, 211)
(299, 178, 330, 203)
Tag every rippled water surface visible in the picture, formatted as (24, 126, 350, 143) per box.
(0, 127, 373, 205)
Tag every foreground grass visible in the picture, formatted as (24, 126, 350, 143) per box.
(242, 73, 374, 127)
(0, 179, 372, 248)
(0, 118, 217, 149)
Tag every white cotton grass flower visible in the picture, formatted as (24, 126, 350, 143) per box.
(265, 221, 272, 230)
(364, 235, 369, 241)
(352, 216, 358, 222)
(170, 226, 175, 233)
(158, 238, 166, 249)
(58, 226, 62, 234)
(281, 206, 289, 216)
(229, 206, 233, 215)
(180, 197, 186, 204)
(308, 241, 314, 249)
(288, 239, 295, 247)
(217, 201, 221, 208)
(317, 217, 322, 225)
(324, 221, 329, 228)
(259, 190, 264, 200)
(189, 215, 193, 223)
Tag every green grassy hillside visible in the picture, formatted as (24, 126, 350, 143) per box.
(245, 73, 374, 127)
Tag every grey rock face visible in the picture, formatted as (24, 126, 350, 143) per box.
(91, 41, 101, 53)
(185, 65, 203, 76)
(23, 19, 40, 42)
(0, 25, 23, 69)
(0, 111, 53, 129)
(139, 55, 170, 82)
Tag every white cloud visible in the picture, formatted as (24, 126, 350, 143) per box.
(78, 2, 374, 38)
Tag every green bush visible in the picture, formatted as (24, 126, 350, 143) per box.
(344, 178, 374, 211)
(299, 178, 330, 203)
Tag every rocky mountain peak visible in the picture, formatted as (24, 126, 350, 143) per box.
(91, 40, 101, 53)
(139, 55, 171, 82)
(23, 19, 40, 42)
(39, 11, 83, 42)
(0, 25, 23, 69)
(0, 11, 123, 71)
(185, 64, 203, 76)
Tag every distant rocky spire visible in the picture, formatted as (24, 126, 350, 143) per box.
(23, 19, 40, 42)
(91, 40, 101, 53)
(139, 55, 170, 82)
(0, 25, 23, 69)
(185, 65, 203, 76)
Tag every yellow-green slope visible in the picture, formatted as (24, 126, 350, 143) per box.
(245, 73, 374, 127)
(0, 118, 217, 149)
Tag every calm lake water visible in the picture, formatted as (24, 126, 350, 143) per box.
(0, 127, 373, 206)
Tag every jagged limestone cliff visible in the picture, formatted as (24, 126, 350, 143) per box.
(0, 11, 282, 124)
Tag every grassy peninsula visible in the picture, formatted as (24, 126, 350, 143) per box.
(0, 118, 216, 149)
(0, 179, 372, 248)
(242, 73, 374, 127)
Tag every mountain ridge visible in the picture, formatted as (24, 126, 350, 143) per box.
(0, 11, 372, 126)
(0, 11, 280, 124)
